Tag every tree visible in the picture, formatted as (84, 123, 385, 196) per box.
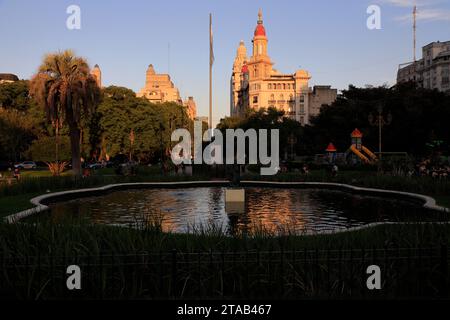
(303, 83, 450, 157)
(0, 80, 31, 111)
(29, 50, 101, 175)
(27, 135, 71, 162)
(217, 107, 304, 161)
(89, 86, 193, 163)
(0, 108, 36, 161)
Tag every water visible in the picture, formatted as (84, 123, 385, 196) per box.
(43, 187, 446, 235)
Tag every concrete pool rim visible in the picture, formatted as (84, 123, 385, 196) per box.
(4, 180, 450, 234)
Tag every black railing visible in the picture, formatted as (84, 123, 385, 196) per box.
(0, 245, 448, 299)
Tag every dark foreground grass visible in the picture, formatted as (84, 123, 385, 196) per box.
(1, 221, 450, 299)
(1, 220, 450, 254)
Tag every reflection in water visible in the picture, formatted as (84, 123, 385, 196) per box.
(44, 187, 445, 235)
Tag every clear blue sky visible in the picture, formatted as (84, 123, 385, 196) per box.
(1, 0, 449, 125)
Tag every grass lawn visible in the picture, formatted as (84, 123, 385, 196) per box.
(0, 192, 41, 217)
(434, 195, 450, 208)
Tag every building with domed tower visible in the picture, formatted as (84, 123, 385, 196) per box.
(137, 64, 197, 119)
(230, 9, 337, 125)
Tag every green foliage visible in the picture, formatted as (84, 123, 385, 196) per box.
(26, 135, 71, 162)
(0, 108, 37, 161)
(217, 107, 304, 158)
(304, 83, 450, 156)
(91, 86, 192, 162)
(0, 80, 32, 111)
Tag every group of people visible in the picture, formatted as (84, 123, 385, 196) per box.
(415, 161, 450, 179)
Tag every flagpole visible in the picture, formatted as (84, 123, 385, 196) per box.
(209, 13, 213, 132)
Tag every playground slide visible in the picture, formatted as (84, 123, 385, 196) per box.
(350, 145, 370, 163)
(362, 146, 377, 160)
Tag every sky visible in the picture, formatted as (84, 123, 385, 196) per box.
(1, 0, 449, 125)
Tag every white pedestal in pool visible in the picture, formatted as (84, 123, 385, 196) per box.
(225, 189, 245, 214)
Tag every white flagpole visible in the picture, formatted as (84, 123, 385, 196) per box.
(209, 13, 214, 135)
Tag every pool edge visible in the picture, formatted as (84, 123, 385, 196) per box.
(4, 181, 450, 235)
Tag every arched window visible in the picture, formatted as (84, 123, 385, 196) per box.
(279, 94, 284, 100)
(268, 83, 272, 90)
(283, 84, 286, 90)
(270, 94, 275, 100)
(277, 84, 281, 90)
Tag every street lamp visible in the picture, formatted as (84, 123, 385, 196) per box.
(368, 102, 392, 160)
(287, 133, 297, 160)
(129, 129, 135, 161)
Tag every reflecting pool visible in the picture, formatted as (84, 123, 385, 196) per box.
(40, 187, 447, 234)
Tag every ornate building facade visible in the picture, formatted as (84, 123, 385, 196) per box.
(230, 10, 337, 125)
(137, 64, 196, 118)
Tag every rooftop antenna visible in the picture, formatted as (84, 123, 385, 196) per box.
(413, 5, 417, 64)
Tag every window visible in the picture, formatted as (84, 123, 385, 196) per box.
(277, 84, 281, 90)
(253, 96, 258, 104)
(300, 95, 305, 103)
(283, 84, 286, 90)
(268, 83, 272, 90)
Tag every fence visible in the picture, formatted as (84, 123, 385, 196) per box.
(0, 245, 448, 299)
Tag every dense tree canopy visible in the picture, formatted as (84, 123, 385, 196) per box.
(0, 80, 32, 111)
(91, 86, 192, 163)
(2, 76, 448, 166)
(217, 107, 304, 160)
(304, 83, 450, 157)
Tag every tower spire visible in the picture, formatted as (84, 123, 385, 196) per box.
(258, 8, 263, 24)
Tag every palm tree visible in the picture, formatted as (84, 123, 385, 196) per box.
(30, 50, 100, 176)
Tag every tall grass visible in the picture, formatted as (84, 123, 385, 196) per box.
(1, 221, 449, 299)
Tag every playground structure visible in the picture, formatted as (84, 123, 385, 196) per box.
(317, 128, 378, 165)
(348, 128, 378, 164)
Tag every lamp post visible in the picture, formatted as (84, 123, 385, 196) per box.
(368, 103, 392, 160)
(129, 129, 135, 162)
(288, 133, 297, 160)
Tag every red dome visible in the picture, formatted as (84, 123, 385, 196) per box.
(351, 128, 363, 138)
(325, 143, 337, 152)
(254, 24, 266, 37)
(241, 64, 249, 73)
